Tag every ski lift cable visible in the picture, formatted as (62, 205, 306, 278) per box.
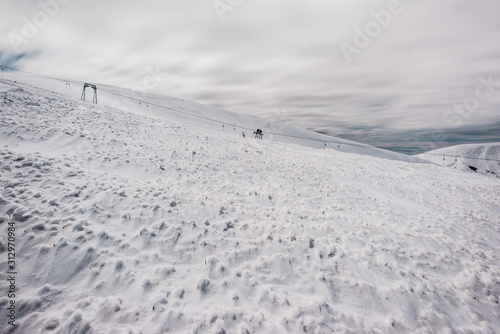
(98, 87, 255, 132)
(2, 65, 499, 163)
(419, 152, 500, 162)
(88, 87, 500, 163)
(0, 65, 83, 85)
(100, 86, 376, 148)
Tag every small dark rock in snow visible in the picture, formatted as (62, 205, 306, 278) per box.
(309, 238, 315, 248)
(170, 201, 177, 207)
(115, 260, 123, 272)
(223, 221, 234, 232)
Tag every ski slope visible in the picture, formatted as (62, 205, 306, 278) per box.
(0, 70, 429, 164)
(418, 143, 500, 178)
(0, 75, 499, 333)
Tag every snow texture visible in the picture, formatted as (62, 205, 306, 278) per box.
(0, 75, 499, 333)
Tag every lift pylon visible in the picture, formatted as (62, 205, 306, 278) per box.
(81, 83, 98, 104)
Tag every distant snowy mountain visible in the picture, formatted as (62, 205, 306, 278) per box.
(1, 73, 499, 333)
(418, 143, 500, 178)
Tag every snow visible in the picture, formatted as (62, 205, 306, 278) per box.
(0, 70, 430, 164)
(417, 143, 500, 178)
(1, 74, 500, 333)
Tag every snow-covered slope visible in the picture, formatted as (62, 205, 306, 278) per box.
(418, 143, 500, 178)
(0, 77, 500, 333)
(0, 70, 429, 164)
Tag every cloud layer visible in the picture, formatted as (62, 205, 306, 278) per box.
(1, 0, 499, 153)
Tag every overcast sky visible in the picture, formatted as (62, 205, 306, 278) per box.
(1, 0, 499, 153)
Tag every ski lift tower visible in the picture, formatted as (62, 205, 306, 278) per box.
(81, 83, 98, 104)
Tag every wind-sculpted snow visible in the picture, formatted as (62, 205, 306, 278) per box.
(0, 78, 499, 333)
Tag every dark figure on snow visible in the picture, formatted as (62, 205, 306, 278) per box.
(254, 129, 263, 140)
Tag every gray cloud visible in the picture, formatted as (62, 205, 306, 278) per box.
(0, 51, 37, 68)
(1, 0, 499, 153)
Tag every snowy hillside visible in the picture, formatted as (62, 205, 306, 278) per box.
(418, 143, 500, 178)
(1, 76, 500, 333)
(0, 70, 429, 164)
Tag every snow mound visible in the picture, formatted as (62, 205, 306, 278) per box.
(0, 76, 499, 333)
(418, 143, 500, 178)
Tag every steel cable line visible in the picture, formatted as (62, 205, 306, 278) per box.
(419, 152, 500, 162)
(2, 65, 499, 163)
